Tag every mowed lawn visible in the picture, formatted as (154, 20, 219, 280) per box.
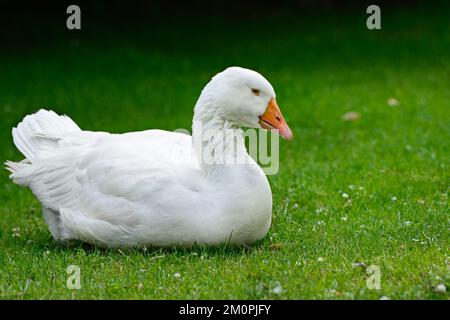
(0, 6, 448, 299)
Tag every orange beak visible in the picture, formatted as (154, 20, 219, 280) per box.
(259, 98, 293, 141)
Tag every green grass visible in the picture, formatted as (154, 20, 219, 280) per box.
(0, 5, 449, 299)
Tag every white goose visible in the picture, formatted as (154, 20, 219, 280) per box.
(6, 67, 292, 248)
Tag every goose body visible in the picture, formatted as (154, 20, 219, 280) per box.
(6, 67, 292, 248)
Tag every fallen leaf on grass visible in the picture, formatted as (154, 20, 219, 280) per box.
(352, 261, 367, 269)
(387, 97, 400, 107)
(270, 243, 284, 250)
(342, 111, 360, 122)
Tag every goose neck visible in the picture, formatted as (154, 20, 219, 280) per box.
(192, 115, 248, 175)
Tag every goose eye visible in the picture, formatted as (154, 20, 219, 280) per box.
(251, 88, 261, 96)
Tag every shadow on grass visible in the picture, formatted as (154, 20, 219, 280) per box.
(13, 232, 266, 258)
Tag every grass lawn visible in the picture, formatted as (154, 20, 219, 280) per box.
(0, 4, 449, 299)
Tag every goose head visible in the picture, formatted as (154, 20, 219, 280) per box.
(194, 67, 293, 140)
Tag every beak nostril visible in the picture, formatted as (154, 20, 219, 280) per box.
(276, 116, 281, 121)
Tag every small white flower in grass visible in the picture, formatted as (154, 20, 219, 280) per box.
(344, 199, 352, 208)
(173, 272, 181, 278)
(352, 262, 367, 269)
(342, 111, 360, 122)
(271, 283, 284, 295)
(295, 260, 302, 266)
(292, 203, 299, 210)
(317, 257, 324, 262)
(403, 220, 412, 227)
(315, 207, 325, 215)
(391, 196, 397, 202)
(12, 227, 21, 237)
(327, 288, 337, 295)
(317, 220, 325, 226)
(379, 296, 391, 300)
(435, 284, 446, 294)
(417, 199, 425, 204)
(341, 215, 348, 222)
(387, 97, 400, 107)
(341, 193, 349, 199)
(348, 184, 356, 190)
